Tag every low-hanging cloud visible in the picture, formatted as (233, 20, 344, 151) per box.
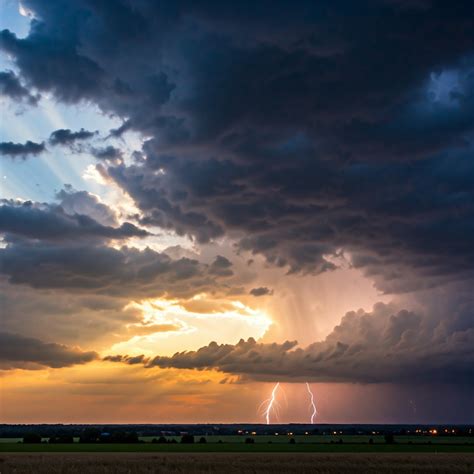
(0, 239, 235, 299)
(0, 331, 98, 369)
(105, 303, 474, 385)
(0, 194, 237, 301)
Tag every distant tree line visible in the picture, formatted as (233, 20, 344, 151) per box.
(23, 431, 208, 444)
(6, 424, 471, 440)
(23, 428, 140, 444)
(151, 434, 212, 444)
(79, 427, 140, 443)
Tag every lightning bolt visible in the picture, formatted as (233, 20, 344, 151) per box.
(259, 382, 280, 425)
(305, 382, 317, 424)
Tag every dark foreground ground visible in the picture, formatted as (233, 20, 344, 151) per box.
(1, 453, 473, 474)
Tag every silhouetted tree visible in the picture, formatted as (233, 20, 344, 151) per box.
(245, 437, 255, 444)
(289, 438, 296, 444)
(49, 434, 74, 444)
(102, 431, 139, 443)
(384, 433, 395, 444)
(80, 427, 100, 443)
(368, 438, 374, 444)
(199, 437, 207, 444)
(181, 434, 194, 444)
(23, 433, 41, 444)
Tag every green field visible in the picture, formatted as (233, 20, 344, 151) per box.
(2, 434, 472, 445)
(1, 441, 473, 453)
(138, 434, 473, 444)
(2, 434, 473, 454)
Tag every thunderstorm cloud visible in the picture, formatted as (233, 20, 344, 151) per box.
(0, 0, 473, 403)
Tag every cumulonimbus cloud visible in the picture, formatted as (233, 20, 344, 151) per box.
(1, 1, 474, 292)
(1, 0, 473, 395)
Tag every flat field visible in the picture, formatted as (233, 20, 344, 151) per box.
(138, 434, 473, 444)
(1, 441, 473, 453)
(0, 452, 473, 473)
(2, 434, 473, 446)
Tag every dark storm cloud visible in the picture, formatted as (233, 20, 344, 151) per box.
(0, 70, 39, 105)
(0, 26, 105, 103)
(91, 145, 123, 161)
(0, 140, 45, 158)
(1, 0, 474, 388)
(249, 287, 273, 297)
(209, 255, 233, 277)
(107, 303, 474, 385)
(110, 147, 474, 289)
(0, 192, 237, 299)
(0, 199, 149, 241)
(49, 128, 96, 145)
(0, 240, 233, 298)
(56, 187, 119, 226)
(0, 331, 98, 369)
(3, 0, 470, 288)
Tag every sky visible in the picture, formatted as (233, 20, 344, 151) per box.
(0, 0, 473, 424)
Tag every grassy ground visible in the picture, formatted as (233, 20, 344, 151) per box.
(2, 435, 472, 445)
(139, 434, 473, 444)
(1, 452, 473, 473)
(1, 441, 473, 453)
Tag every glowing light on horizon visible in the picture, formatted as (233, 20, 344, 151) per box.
(305, 382, 317, 424)
(109, 296, 272, 357)
(125, 296, 272, 329)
